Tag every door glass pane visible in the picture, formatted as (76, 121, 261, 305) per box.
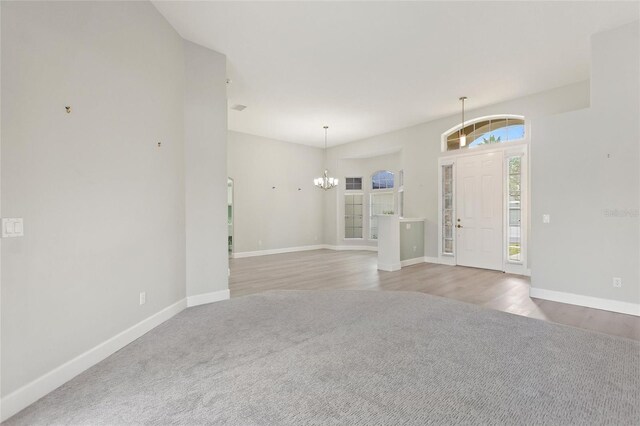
(442, 165, 454, 255)
(508, 157, 522, 262)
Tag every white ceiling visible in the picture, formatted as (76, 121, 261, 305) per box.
(153, 1, 639, 147)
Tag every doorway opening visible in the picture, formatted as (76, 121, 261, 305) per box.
(438, 115, 528, 275)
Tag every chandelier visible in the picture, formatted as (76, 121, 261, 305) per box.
(314, 126, 338, 190)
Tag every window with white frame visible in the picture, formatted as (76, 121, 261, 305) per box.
(371, 170, 394, 190)
(344, 193, 364, 239)
(345, 177, 362, 191)
(369, 192, 394, 239)
(507, 156, 522, 262)
(369, 170, 395, 239)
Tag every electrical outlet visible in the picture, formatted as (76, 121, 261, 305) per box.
(612, 277, 622, 288)
(542, 214, 551, 224)
(258, 239, 262, 246)
(413, 245, 417, 252)
(139, 292, 146, 305)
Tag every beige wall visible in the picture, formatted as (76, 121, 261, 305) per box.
(227, 131, 324, 253)
(227, 134, 404, 252)
(531, 21, 639, 305)
(1, 1, 229, 400)
(184, 41, 228, 297)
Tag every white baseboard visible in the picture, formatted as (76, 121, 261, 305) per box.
(323, 245, 378, 252)
(530, 287, 640, 317)
(401, 257, 425, 267)
(378, 262, 401, 272)
(424, 256, 455, 265)
(232, 244, 377, 258)
(186, 289, 230, 307)
(0, 298, 188, 422)
(232, 244, 326, 258)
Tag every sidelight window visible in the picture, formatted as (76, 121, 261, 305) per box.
(507, 157, 522, 262)
(441, 164, 454, 255)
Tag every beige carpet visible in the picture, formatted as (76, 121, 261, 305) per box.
(5, 290, 639, 425)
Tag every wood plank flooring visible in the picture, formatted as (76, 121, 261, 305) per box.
(229, 249, 640, 341)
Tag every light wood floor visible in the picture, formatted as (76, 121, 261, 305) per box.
(230, 249, 640, 341)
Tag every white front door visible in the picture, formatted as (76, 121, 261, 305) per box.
(456, 151, 503, 270)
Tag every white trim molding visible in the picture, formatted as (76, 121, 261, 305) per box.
(0, 299, 188, 422)
(326, 245, 377, 252)
(186, 289, 230, 307)
(233, 244, 378, 258)
(378, 262, 401, 272)
(400, 257, 425, 267)
(530, 287, 640, 317)
(232, 244, 327, 258)
(425, 256, 455, 266)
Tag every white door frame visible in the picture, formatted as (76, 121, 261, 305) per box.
(437, 142, 529, 275)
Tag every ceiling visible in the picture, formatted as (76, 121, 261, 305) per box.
(153, 1, 639, 147)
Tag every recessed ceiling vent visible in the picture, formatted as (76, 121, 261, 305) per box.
(231, 104, 247, 111)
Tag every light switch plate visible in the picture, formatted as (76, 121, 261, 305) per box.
(2, 218, 24, 238)
(542, 214, 551, 224)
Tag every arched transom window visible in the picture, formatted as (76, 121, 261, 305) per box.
(371, 170, 394, 190)
(443, 116, 525, 152)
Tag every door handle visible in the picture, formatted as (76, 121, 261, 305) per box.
(457, 224, 463, 228)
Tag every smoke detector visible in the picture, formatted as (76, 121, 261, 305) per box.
(231, 104, 247, 111)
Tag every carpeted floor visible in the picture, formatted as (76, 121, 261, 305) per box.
(5, 290, 639, 425)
